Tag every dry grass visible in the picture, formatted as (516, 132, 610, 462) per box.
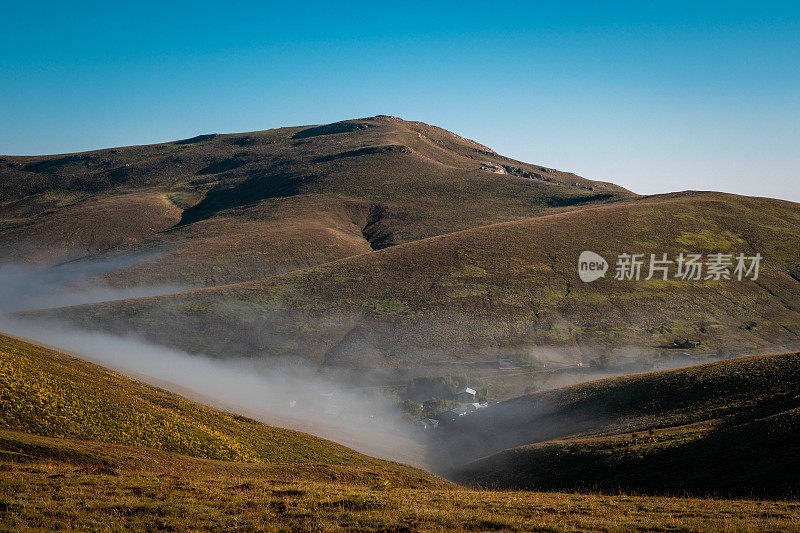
(2, 430, 799, 532)
(0, 116, 631, 278)
(2, 332, 800, 530)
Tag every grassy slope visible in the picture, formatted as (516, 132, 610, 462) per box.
(2, 335, 799, 531)
(47, 191, 800, 366)
(446, 351, 800, 498)
(0, 334, 436, 486)
(0, 116, 632, 285)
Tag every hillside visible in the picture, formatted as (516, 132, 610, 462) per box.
(0, 115, 632, 286)
(443, 351, 800, 498)
(2, 334, 799, 531)
(0, 333, 436, 485)
(40, 191, 800, 370)
(6, 116, 799, 375)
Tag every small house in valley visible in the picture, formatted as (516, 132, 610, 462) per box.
(456, 387, 476, 403)
(415, 418, 439, 430)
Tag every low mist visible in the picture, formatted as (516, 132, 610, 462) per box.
(1, 252, 784, 473)
(0, 257, 186, 313)
(0, 255, 427, 467)
(0, 316, 425, 466)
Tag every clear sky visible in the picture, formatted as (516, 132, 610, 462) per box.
(2, 1, 798, 201)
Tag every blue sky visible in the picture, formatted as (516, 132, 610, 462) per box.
(2, 1, 798, 201)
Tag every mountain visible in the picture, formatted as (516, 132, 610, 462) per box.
(0, 115, 631, 286)
(3, 113, 800, 529)
(444, 350, 800, 498)
(3, 116, 800, 374)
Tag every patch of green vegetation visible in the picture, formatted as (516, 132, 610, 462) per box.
(675, 229, 744, 249)
(178, 299, 213, 316)
(496, 287, 535, 307)
(763, 239, 800, 262)
(363, 298, 409, 316)
(449, 264, 487, 278)
(534, 286, 569, 305)
(636, 279, 684, 289)
(542, 323, 574, 342)
(565, 287, 607, 303)
(673, 211, 710, 225)
(446, 283, 490, 298)
(161, 192, 183, 208)
(37, 191, 89, 209)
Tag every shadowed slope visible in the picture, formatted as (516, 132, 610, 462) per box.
(445, 351, 800, 498)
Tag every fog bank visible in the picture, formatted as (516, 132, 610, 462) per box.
(0, 317, 426, 466)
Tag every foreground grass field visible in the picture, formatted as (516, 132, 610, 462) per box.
(4, 430, 800, 531)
